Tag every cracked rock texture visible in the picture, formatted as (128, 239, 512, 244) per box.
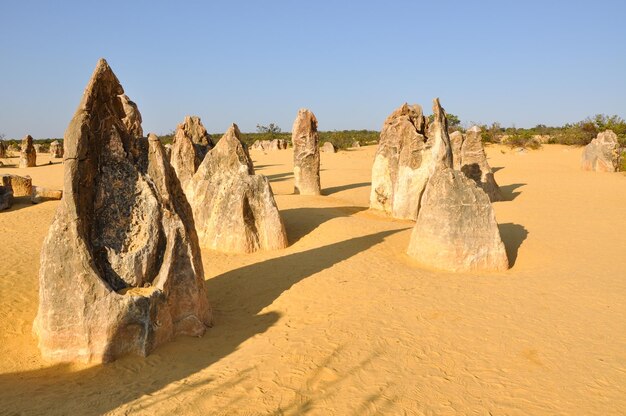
(292, 109, 321, 195)
(369, 103, 434, 220)
(34, 59, 211, 363)
(581, 130, 622, 172)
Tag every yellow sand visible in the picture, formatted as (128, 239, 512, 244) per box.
(0, 145, 625, 415)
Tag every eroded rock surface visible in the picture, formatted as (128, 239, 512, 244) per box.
(170, 116, 213, 191)
(452, 126, 503, 201)
(186, 124, 287, 253)
(1, 174, 32, 197)
(19, 135, 36, 168)
(369, 103, 433, 220)
(119, 94, 143, 137)
(292, 109, 321, 195)
(34, 59, 211, 364)
(407, 99, 509, 272)
(49, 140, 64, 158)
(581, 130, 621, 172)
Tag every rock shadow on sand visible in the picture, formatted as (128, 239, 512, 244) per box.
(498, 223, 528, 267)
(322, 182, 370, 196)
(281, 206, 368, 244)
(0, 229, 400, 415)
(499, 183, 525, 201)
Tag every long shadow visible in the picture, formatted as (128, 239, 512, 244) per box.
(498, 223, 528, 267)
(265, 171, 293, 182)
(0, 229, 401, 415)
(322, 182, 370, 196)
(491, 166, 504, 173)
(253, 164, 280, 170)
(500, 183, 526, 201)
(282, 206, 368, 244)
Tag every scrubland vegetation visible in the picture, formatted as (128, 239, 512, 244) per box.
(1, 114, 624, 151)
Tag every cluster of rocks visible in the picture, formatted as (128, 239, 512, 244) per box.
(0, 174, 63, 210)
(29, 58, 516, 364)
(369, 100, 508, 272)
(251, 139, 289, 151)
(581, 130, 623, 172)
(34, 59, 211, 363)
(406, 99, 508, 272)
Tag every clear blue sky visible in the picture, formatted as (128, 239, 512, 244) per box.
(1, 0, 625, 138)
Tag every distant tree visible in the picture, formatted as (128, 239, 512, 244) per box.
(0, 133, 5, 141)
(256, 123, 281, 135)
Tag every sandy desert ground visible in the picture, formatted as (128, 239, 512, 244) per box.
(0, 144, 625, 415)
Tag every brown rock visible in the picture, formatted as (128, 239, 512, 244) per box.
(119, 94, 143, 137)
(407, 99, 508, 272)
(452, 126, 503, 201)
(170, 116, 213, 191)
(1, 174, 32, 197)
(19, 135, 36, 168)
(369, 103, 434, 220)
(31, 186, 63, 204)
(321, 142, 336, 153)
(0, 176, 13, 210)
(49, 140, 64, 158)
(34, 58, 211, 364)
(292, 109, 321, 195)
(0, 141, 6, 158)
(581, 130, 621, 172)
(186, 124, 288, 253)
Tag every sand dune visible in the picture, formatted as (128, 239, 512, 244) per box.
(0, 145, 625, 415)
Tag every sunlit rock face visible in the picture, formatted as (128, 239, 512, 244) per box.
(186, 123, 288, 253)
(407, 99, 509, 273)
(34, 59, 211, 364)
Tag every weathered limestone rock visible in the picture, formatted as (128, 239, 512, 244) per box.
(407, 99, 509, 272)
(268, 139, 281, 151)
(0, 176, 13, 210)
(351, 141, 361, 148)
(170, 116, 213, 191)
(581, 130, 621, 172)
(449, 131, 464, 171)
(34, 59, 211, 364)
(369, 103, 433, 220)
(321, 142, 336, 153)
(452, 126, 503, 201)
(119, 94, 143, 137)
(49, 140, 64, 158)
(0, 141, 6, 158)
(1, 174, 32, 197)
(186, 124, 288, 253)
(31, 186, 63, 204)
(34, 144, 43, 153)
(292, 109, 321, 195)
(7, 144, 19, 154)
(19, 135, 36, 168)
